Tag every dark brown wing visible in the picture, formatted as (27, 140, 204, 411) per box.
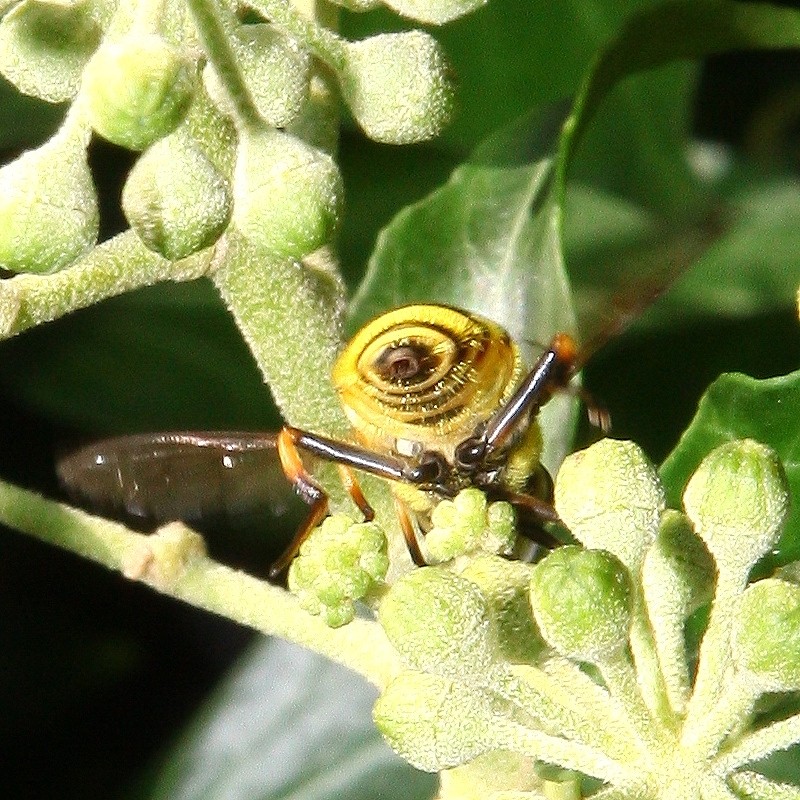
(57, 432, 297, 524)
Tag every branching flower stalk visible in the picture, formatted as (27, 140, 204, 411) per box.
(4, 433, 799, 798)
(2, 0, 800, 797)
(369, 438, 800, 799)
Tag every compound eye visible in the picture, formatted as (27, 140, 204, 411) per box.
(455, 437, 487, 471)
(407, 451, 449, 486)
(373, 343, 429, 384)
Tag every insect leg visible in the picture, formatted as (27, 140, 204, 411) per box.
(393, 497, 426, 566)
(454, 333, 580, 472)
(268, 494, 329, 579)
(336, 464, 375, 521)
(483, 333, 579, 450)
(273, 427, 422, 574)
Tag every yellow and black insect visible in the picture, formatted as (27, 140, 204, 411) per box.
(56, 302, 614, 574)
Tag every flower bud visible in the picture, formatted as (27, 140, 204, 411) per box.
(204, 24, 309, 128)
(288, 514, 388, 628)
(0, 133, 98, 273)
(373, 671, 492, 771)
(378, 567, 495, 678)
(642, 510, 714, 619)
(232, 128, 342, 258)
(461, 555, 543, 665)
(340, 31, 454, 144)
(732, 578, 800, 691)
(122, 132, 231, 260)
(682, 440, 788, 577)
(0, 0, 103, 102)
(333, 0, 380, 9)
(425, 489, 515, 563)
(384, 0, 489, 23)
(555, 439, 664, 571)
(530, 546, 632, 663)
(83, 33, 196, 150)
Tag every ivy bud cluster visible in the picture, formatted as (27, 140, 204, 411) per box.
(0, 0, 463, 274)
(372, 438, 800, 799)
(287, 513, 389, 628)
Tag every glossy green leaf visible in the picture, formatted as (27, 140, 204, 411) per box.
(660, 370, 800, 566)
(149, 638, 436, 800)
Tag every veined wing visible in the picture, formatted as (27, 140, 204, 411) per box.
(57, 431, 299, 525)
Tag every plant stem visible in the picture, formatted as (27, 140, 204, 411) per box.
(184, 0, 263, 130)
(0, 478, 402, 688)
(0, 231, 213, 339)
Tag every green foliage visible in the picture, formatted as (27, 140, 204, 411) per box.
(1, 0, 800, 798)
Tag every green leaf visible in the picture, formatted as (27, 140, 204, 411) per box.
(148, 638, 436, 800)
(659, 370, 800, 567)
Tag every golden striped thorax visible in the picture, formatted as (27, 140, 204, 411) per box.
(331, 304, 526, 463)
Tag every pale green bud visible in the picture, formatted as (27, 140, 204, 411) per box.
(425, 489, 515, 563)
(642, 510, 714, 619)
(203, 24, 309, 128)
(287, 514, 388, 628)
(682, 439, 788, 577)
(232, 128, 342, 258)
(0, 0, 104, 102)
(83, 33, 196, 151)
(0, 133, 98, 273)
(732, 578, 800, 691)
(461, 555, 543, 665)
(384, 0, 489, 23)
(122, 131, 231, 260)
(373, 671, 492, 771)
(340, 31, 454, 144)
(378, 567, 495, 678)
(530, 546, 632, 663)
(555, 439, 664, 571)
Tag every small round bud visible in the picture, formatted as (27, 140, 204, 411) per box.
(232, 128, 342, 258)
(203, 24, 309, 128)
(340, 31, 454, 144)
(642, 510, 714, 619)
(378, 567, 495, 678)
(425, 489, 515, 563)
(373, 671, 492, 771)
(732, 578, 800, 691)
(0, 0, 103, 102)
(555, 439, 664, 571)
(83, 33, 196, 151)
(287, 514, 388, 628)
(122, 132, 231, 260)
(461, 556, 543, 665)
(0, 133, 98, 273)
(530, 546, 632, 663)
(384, 0, 489, 23)
(683, 439, 788, 577)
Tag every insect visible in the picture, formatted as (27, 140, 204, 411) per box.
(57, 294, 664, 576)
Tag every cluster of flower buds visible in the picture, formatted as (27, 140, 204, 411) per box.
(369, 438, 799, 798)
(0, 0, 466, 274)
(287, 513, 389, 628)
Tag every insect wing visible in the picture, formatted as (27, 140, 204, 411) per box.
(567, 218, 720, 369)
(57, 432, 300, 526)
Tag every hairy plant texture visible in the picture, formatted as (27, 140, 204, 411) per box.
(374, 438, 799, 799)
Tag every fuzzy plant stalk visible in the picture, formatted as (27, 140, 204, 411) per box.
(0, 0, 460, 544)
(367, 437, 800, 799)
(3, 0, 800, 797)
